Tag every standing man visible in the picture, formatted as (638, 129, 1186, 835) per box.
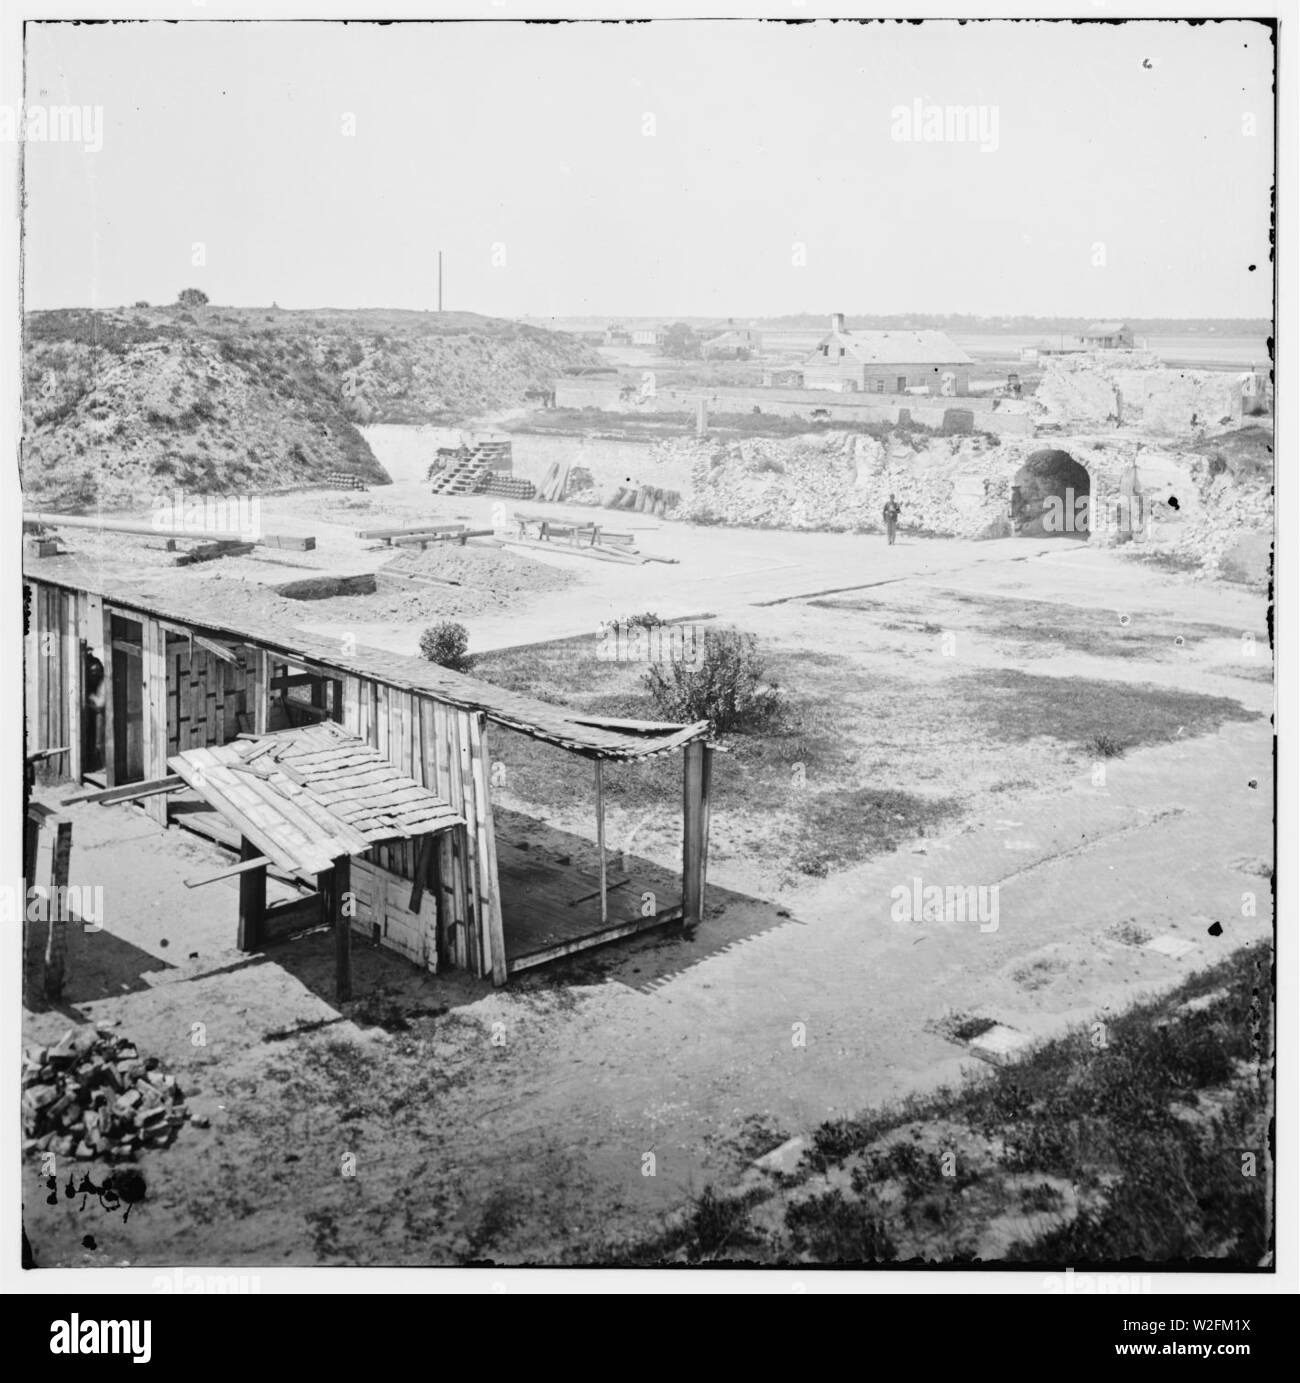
(882, 492, 902, 546)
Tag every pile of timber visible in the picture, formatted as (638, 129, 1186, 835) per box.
(22, 1027, 193, 1161)
(322, 472, 368, 491)
(534, 460, 571, 502)
(355, 522, 495, 549)
(605, 484, 679, 517)
(504, 514, 677, 565)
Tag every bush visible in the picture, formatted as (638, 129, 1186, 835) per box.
(623, 611, 665, 629)
(177, 287, 209, 308)
(643, 628, 784, 733)
(419, 621, 473, 673)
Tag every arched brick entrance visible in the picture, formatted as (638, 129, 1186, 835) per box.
(1010, 450, 1091, 538)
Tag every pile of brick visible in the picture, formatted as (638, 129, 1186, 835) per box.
(22, 1027, 191, 1162)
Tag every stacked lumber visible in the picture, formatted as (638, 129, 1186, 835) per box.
(605, 484, 680, 516)
(322, 472, 368, 491)
(534, 459, 572, 503)
(22, 1026, 194, 1161)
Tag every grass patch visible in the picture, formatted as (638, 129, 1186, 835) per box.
(700, 943, 1274, 1265)
(957, 668, 1258, 753)
(602, 1186, 770, 1265)
(472, 639, 1259, 886)
(789, 786, 963, 876)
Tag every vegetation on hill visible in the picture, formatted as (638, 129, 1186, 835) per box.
(22, 304, 598, 508)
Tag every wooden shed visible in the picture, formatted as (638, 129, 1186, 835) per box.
(23, 568, 714, 986)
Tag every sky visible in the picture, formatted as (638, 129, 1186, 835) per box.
(19, 18, 1276, 319)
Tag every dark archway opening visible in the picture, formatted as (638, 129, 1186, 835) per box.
(1010, 450, 1091, 538)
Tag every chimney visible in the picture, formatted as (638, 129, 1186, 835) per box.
(831, 312, 846, 334)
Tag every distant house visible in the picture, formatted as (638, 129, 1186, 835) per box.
(701, 323, 763, 359)
(605, 323, 632, 346)
(1041, 322, 1136, 354)
(630, 326, 667, 348)
(800, 313, 972, 396)
(1079, 322, 1135, 350)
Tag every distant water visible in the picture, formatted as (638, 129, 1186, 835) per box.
(753, 329, 1270, 372)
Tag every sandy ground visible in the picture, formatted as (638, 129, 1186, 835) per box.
(22, 472, 1274, 1267)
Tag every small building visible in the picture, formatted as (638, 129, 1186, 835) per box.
(702, 324, 763, 359)
(1079, 322, 1135, 350)
(801, 314, 972, 396)
(630, 326, 667, 348)
(24, 568, 715, 992)
(762, 367, 805, 388)
(605, 324, 632, 345)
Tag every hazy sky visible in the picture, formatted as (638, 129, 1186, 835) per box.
(21, 19, 1275, 319)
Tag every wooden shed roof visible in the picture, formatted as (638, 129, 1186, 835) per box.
(168, 722, 463, 878)
(25, 566, 712, 760)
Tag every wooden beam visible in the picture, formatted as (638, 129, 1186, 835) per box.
(595, 759, 608, 925)
(682, 740, 705, 926)
(408, 832, 436, 914)
(65, 597, 82, 785)
(506, 905, 685, 975)
(237, 837, 267, 952)
(324, 856, 352, 1002)
(251, 648, 270, 734)
(43, 816, 73, 1000)
(186, 853, 274, 889)
(101, 610, 119, 788)
(25, 510, 248, 541)
(193, 634, 240, 665)
(141, 619, 169, 824)
(60, 774, 185, 806)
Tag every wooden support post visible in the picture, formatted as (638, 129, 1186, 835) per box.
(43, 815, 73, 1000)
(408, 832, 436, 914)
(331, 855, 353, 1003)
(250, 648, 270, 735)
(595, 758, 608, 925)
(469, 713, 507, 987)
(65, 599, 82, 785)
(141, 618, 169, 824)
(237, 836, 266, 952)
(700, 743, 714, 911)
(682, 740, 706, 926)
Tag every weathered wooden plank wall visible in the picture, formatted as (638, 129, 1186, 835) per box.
(338, 676, 504, 982)
(167, 643, 250, 756)
(26, 579, 509, 983)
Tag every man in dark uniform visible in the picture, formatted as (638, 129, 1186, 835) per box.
(882, 493, 902, 546)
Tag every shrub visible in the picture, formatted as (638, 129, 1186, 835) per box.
(177, 287, 209, 308)
(133, 300, 150, 309)
(419, 621, 473, 674)
(623, 611, 665, 629)
(1087, 732, 1126, 759)
(643, 627, 784, 733)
